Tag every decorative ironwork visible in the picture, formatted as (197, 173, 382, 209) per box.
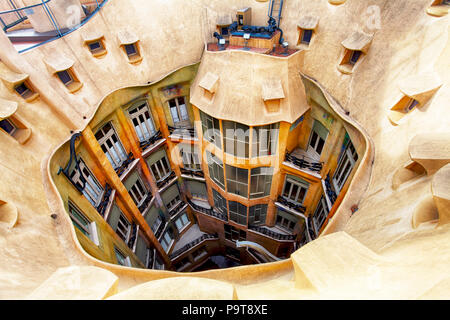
(169, 233, 218, 260)
(168, 126, 196, 138)
(324, 174, 337, 205)
(127, 224, 138, 250)
(57, 132, 86, 194)
(168, 200, 187, 217)
(180, 167, 205, 178)
(248, 225, 296, 241)
(154, 221, 166, 239)
(96, 183, 113, 217)
(156, 171, 176, 189)
(285, 151, 323, 173)
(187, 198, 228, 222)
(276, 196, 307, 214)
(140, 131, 163, 151)
(114, 152, 135, 176)
(138, 193, 154, 213)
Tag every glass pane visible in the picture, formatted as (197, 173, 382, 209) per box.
(0, 119, 16, 134)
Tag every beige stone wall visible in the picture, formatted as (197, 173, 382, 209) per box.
(0, 0, 449, 299)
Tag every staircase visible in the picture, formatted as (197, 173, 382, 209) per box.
(268, 0, 284, 28)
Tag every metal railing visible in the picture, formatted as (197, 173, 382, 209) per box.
(248, 225, 296, 241)
(156, 171, 176, 190)
(138, 193, 154, 214)
(115, 152, 135, 177)
(140, 131, 164, 151)
(324, 174, 338, 205)
(285, 151, 323, 173)
(276, 196, 307, 214)
(168, 200, 187, 217)
(187, 198, 228, 222)
(169, 233, 218, 260)
(96, 183, 113, 217)
(1, 0, 108, 53)
(168, 126, 196, 139)
(180, 167, 205, 179)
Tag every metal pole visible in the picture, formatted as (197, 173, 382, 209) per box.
(40, 0, 62, 37)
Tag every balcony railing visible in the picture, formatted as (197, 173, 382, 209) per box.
(138, 193, 154, 214)
(324, 174, 338, 206)
(276, 196, 307, 214)
(180, 167, 205, 179)
(169, 233, 218, 260)
(187, 198, 228, 222)
(285, 151, 323, 173)
(168, 126, 196, 139)
(96, 183, 113, 217)
(127, 224, 138, 251)
(168, 200, 187, 217)
(154, 220, 167, 239)
(115, 152, 135, 177)
(248, 225, 296, 241)
(145, 247, 154, 269)
(140, 131, 164, 151)
(156, 171, 176, 190)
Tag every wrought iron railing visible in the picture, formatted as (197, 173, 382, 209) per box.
(138, 193, 154, 214)
(145, 247, 154, 269)
(324, 174, 337, 205)
(180, 167, 205, 178)
(168, 126, 196, 139)
(115, 152, 135, 177)
(140, 131, 164, 151)
(169, 233, 218, 260)
(156, 171, 176, 189)
(96, 183, 113, 217)
(187, 198, 228, 222)
(248, 225, 296, 241)
(154, 220, 166, 239)
(127, 224, 138, 250)
(276, 196, 307, 214)
(285, 151, 323, 173)
(168, 200, 187, 217)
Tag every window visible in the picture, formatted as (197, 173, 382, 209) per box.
(223, 120, 250, 158)
(161, 230, 174, 252)
(349, 50, 362, 65)
(228, 201, 247, 225)
(114, 247, 131, 267)
(250, 167, 273, 199)
(87, 39, 106, 56)
(116, 213, 132, 243)
(68, 201, 99, 245)
(128, 102, 156, 142)
(150, 155, 172, 182)
(154, 254, 165, 270)
(226, 165, 248, 198)
(404, 98, 419, 113)
(308, 120, 328, 159)
(212, 189, 227, 214)
(0, 119, 16, 135)
(333, 138, 358, 193)
(168, 97, 189, 126)
(206, 151, 225, 189)
(200, 111, 222, 149)
(151, 215, 163, 234)
(175, 213, 190, 232)
(125, 44, 137, 56)
(186, 181, 208, 200)
(180, 145, 201, 170)
(192, 246, 207, 260)
(249, 204, 267, 225)
(282, 177, 309, 205)
(301, 29, 313, 45)
(312, 196, 328, 234)
(95, 123, 128, 169)
(276, 211, 297, 232)
(128, 176, 149, 207)
(14, 81, 35, 100)
(224, 225, 246, 242)
(69, 158, 104, 207)
(56, 70, 74, 86)
(251, 123, 279, 157)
